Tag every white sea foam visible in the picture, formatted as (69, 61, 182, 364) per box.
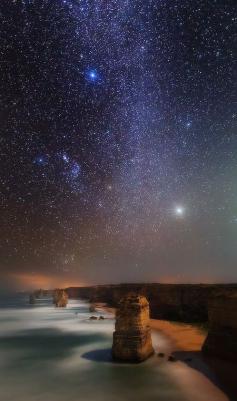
(0, 296, 228, 401)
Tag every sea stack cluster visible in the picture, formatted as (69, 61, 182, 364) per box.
(112, 294, 154, 362)
(202, 293, 237, 361)
(53, 289, 68, 307)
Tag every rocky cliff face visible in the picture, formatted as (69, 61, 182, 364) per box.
(112, 294, 154, 362)
(67, 283, 237, 322)
(202, 294, 237, 360)
(53, 289, 68, 307)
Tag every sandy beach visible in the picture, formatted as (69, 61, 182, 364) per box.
(150, 319, 205, 351)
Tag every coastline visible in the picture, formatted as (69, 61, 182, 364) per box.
(95, 302, 235, 401)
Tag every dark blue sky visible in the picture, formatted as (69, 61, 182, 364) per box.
(0, 0, 236, 288)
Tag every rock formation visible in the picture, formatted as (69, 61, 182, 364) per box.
(112, 294, 154, 362)
(67, 283, 237, 322)
(34, 288, 44, 298)
(89, 304, 96, 312)
(202, 294, 237, 360)
(29, 293, 36, 304)
(53, 289, 68, 307)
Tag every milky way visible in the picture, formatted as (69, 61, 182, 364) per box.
(0, 0, 236, 286)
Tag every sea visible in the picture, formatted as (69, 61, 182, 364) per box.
(0, 294, 228, 401)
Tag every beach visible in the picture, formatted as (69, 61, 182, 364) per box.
(150, 319, 205, 351)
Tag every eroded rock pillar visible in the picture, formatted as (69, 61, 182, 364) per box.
(53, 289, 68, 307)
(112, 294, 154, 362)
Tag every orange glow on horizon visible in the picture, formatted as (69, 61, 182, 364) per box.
(6, 271, 220, 291)
(8, 272, 83, 290)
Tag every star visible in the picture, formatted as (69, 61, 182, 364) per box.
(34, 156, 47, 166)
(85, 68, 101, 83)
(175, 206, 185, 217)
(62, 154, 70, 163)
(0, 0, 236, 285)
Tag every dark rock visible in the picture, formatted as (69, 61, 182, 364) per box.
(89, 304, 96, 312)
(168, 355, 176, 362)
(99, 316, 105, 320)
(29, 294, 36, 304)
(202, 294, 237, 361)
(90, 316, 98, 320)
(157, 352, 165, 357)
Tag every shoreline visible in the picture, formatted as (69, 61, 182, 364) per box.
(95, 302, 235, 401)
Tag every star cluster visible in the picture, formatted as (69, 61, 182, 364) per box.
(0, 0, 236, 286)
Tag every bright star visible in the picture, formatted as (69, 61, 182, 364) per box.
(90, 71, 96, 79)
(175, 206, 185, 217)
(34, 155, 47, 166)
(62, 153, 69, 163)
(85, 68, 101, 83)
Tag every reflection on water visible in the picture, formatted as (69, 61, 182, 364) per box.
(0, 296, 227, 401)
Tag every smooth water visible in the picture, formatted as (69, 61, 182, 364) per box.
(0, 296, 226, 401)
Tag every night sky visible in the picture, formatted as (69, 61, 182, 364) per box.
(0, 0, 236, 289)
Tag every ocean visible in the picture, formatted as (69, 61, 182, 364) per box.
(0, 295, 228, 401)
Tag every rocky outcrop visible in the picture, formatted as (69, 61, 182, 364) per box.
(112, 294, 154, 362)
(53, 289, 68, 307)
(29, 294, 36, 304)
(34, 289, 43, 299)
(202, 294, 237, 360)
(89, 304, 96, 312)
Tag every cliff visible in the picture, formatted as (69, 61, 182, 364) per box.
(112, 294, 154, 362)
(202, 294, 237, 360)
(67, 283, 237, 322)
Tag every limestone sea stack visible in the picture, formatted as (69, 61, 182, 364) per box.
(202, 293, 237, 360)
(112, 294, 154, 362)
(29, 293, 36, 304)
(53, 289, 68, 307)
